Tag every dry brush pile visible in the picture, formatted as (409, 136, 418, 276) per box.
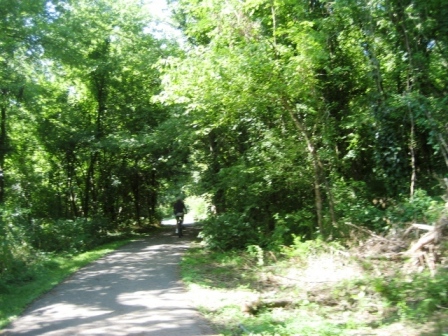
(351, 203, 448, 276)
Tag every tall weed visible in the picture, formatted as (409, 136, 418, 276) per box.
(281, 235, 345, 260)
(373, 269, 448, 320)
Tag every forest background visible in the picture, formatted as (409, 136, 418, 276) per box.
(1, 0, 448, 308)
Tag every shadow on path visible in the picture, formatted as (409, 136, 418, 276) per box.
(2, 226, 216, 336)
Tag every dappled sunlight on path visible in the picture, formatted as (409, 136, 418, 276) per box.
(2, 230, 216, 336)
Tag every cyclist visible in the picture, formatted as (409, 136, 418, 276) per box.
(173, 197, 187, 237)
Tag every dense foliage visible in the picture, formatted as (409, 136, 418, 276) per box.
(159, 0, 448, 248)
(0, 0, 178, 280)
(1, 0, 447, 285)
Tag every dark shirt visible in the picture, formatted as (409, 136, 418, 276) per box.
(173, 200, 186, 214)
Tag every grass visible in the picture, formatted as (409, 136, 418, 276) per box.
(180, 241, 448, 336)
(0, 238, 132, 329)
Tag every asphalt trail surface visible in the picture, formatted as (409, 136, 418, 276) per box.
(2, 225, 216, 336)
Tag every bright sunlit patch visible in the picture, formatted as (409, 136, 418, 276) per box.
(34, 303, 112, 319)
(161, 213, 195, 226)
(142, 0, 184, 41)
(144, 0, 170, 18)
(118, 291, 158, 307)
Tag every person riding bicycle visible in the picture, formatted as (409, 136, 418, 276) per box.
(173, 197, 187, 237)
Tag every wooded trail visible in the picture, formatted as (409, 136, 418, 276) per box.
(2, 226, 216, 336)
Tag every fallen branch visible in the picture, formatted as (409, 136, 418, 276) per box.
(408, 230, 438, 254)
(407, 219, 447, 254)
(344, 222, 390, 243)
(404, 223, 435, 237)
(270, 273, 340, 283)
(410, 223, 434, 231)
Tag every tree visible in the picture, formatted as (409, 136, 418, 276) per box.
(159, 0, 448, 248)
(0, 0, 49, 203)
(30, 0, 176, 226)
(159, 0, 339, 239)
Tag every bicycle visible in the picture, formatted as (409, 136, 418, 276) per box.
(175, 212, 184, 237)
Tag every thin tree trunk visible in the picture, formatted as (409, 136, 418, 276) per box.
(69, 178, 79, 217)
(282, 99, 324, 235)
(281, 97, 340, 237)
(134, 178, 141, 225)
(133, 159, 141, 225)
(84, 64, 108, 218)
(400, 7, 417, 199)
(148, 169, 157, 222)
(0, 104, 6, 204)
(83, 153, 97, 217)
(317, 158, 338, 231)
(409, 107, 416, 199)
(209, 130, 226, 214)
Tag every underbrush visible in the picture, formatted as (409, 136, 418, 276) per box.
(372, 269, 448, 321)
(181, 237, 448, 335)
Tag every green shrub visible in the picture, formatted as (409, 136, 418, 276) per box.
(0, 207, 35, 280)
(373, 269, 448, 320)
(333, 179, 387, 231)
(281, 235, 345, 260)
(199, 213, 260, 250)
(271, 210, 314, 246)
(29, 217, 110, 253)
(334, 180, 445, 233)
(0, 226, 14, 277)
(385, 189, 445, 226)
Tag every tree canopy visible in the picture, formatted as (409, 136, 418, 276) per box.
(0, 0, 447, 264)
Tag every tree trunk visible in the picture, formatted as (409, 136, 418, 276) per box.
(409, 107, 416, 200)
(281, 97, 338, 237)
(208, 130, 226, 214)
(0, 104, 6, 204)
(282, 100, 324, 235)
(83, 152, 97, 217)
(148, 169, 157, 223)
(83, 38, 110, 218)
(132, 161, 141, 225)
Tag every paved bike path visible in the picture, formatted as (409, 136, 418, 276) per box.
(2, 227, 216, 336)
